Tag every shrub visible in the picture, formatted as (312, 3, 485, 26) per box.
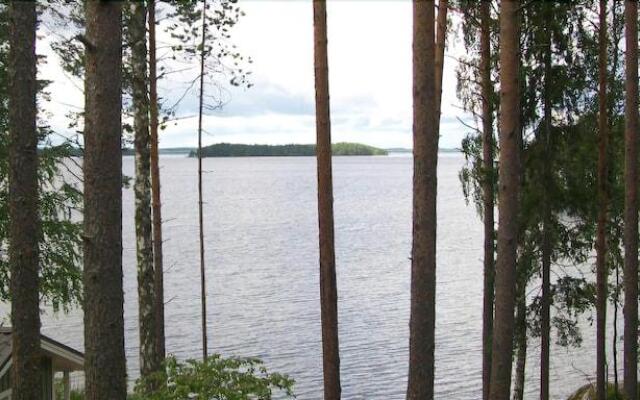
(131, 355, 295, 400)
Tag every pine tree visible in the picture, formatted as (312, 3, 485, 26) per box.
(313, 1, 341, 398)
(540, 6, 553, 399)
(148, 0, 166, 361)
(7, 1, 41, 398)
(82, 1, 127, 398)
(479, 3, 495, 399)
(128, 0, 160, 380)
(622, 1, 638, 399)
(489, 1, 521, 399)
(197, 0, 209, 361)
(407, 1, 438, 399)
(595, 1, 609, 398)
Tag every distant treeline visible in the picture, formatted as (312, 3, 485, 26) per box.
(191, 142, 388, 157)
(59, 147, 195, 157)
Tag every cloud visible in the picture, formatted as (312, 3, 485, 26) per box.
(37, 0, 474, 150)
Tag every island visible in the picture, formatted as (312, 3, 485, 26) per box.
(190, 142, 388, 157)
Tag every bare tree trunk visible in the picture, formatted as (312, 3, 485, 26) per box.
(540, 11, 552, 400)
(623, 2, 639, 399)
(313, 2, 341, 399)
(407, 1, 437, 399)
(434, 0, 447, 119)
(613, 266, 619, 395)
(197, 0, 209, 361)
(83, 2, 127, 399)
(128, 1, 159, 380)
(479, 3, 495, 400)
(148, 0, 166, 362)
(489, 2, 521, 399)
(7, 2, 41, 399)
(512, 293, 527, 400)
(596, 1, 609, 398)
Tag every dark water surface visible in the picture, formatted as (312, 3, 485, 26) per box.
(26, 154, 614, 399)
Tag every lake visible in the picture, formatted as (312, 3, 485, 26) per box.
(25, 154, 617, 399)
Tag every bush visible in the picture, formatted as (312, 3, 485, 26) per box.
(131, 355, 295, 400)
(53, 380, 85, 400)
(567, 383, 638, 400)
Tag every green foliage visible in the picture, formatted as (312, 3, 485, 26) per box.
(131, 355, 295, 400)
(456, 0, 628, 349)
(193, 142, 387, 157)
(567, 383, 637, 400)
(54, 380, 85, 400)
(0, 4, 83, 311)
(331, 142, 387, 156)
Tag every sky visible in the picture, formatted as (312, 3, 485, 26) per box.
(39, 1, 473, 150)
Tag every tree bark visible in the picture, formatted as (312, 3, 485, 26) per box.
(479, 3, 494, 400)
(128, 0, 159, 380)
(7, 2, 41, 399)
(313, 2, 341, 399)
(434, 0, 447, 121)
(512, 293, 527, 400)
(540, 9, 553, 400)
(488, 1, 521, 399)
(596, 1, 609, 399)
(148, 0, 166, 362)
(407, 1, 437, 399)
(623, 2, 638, 399)
(83, 2, 127, 399)
(613, 267, 620, 395)
(197, 0, 209, 361)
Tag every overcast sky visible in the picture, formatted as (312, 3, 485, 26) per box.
(40, 1, 472, 150)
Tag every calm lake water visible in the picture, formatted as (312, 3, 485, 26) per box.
(15, 154, 621, 399)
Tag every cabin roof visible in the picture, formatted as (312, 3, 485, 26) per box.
(0, 327, 83, 372)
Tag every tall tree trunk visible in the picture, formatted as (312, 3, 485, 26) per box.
(148, 0, 166, 362)
(623, 2, 639, 399)
(596, 0, 609, 398)
(7, 2, 41, 399)
(489, 1, 521, 399)
(512, 292, 527, 400)
(313, 2, 341, 399)
(540, 10, 553, 400)
(434, 0, 447, 120)
(407, 1, 437, 399)
(613, 267, 620, 395)
(479, 3, 495, 400)
(83, 2, 127, 399)
(197, 0, 209, 361)
(128, 1, 159, 380)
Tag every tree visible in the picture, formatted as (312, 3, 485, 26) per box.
(479, 3, 494, 399)
(128, 0, 160, 380)
(622, 1, 638, 399)
(313, 1, 341, 399)
(0, 3, 83, 314)
(489, 1, 521, 399)
(48, 0, 251, 365)
(540, 5, 553, 399)
(435, 0, 448, 121)
(82, 1, 127, 399)
(511, 286, 527, 400)
(407, 1, 437, 399)
(595, 0, 608, 398)
(148, 0, 166, 361)
(7, 1, 41, 398)
(197, 0, 209, 361)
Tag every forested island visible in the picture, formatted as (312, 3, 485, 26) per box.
(191, 142, 388, 157)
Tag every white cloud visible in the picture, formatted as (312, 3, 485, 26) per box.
(38, 0, 474, 149)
